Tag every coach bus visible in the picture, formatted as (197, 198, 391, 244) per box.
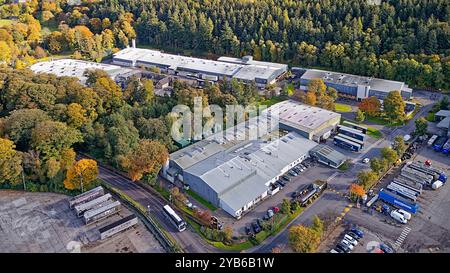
(163, 205, 186, 232)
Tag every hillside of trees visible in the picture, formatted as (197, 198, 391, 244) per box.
(0, 68, 174, 192)
(91, 0, 449, 90)
(0, 0, 448, 91)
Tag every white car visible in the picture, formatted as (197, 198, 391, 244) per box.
(362, 158, 370, 164)
(341, 239, 354, 250)
(344, 234, 358, 246)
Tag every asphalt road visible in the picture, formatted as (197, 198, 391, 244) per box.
(95, 164, 216, 253)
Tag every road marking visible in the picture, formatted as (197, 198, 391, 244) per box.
(394, 227, 411, 248)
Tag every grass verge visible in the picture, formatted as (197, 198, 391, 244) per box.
(186, 189, 217, 211)
(335, 103, 352, 112)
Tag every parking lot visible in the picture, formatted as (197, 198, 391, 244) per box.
(0, 191, 164, 253)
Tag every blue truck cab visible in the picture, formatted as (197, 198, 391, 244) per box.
(433, 137, 448, 152)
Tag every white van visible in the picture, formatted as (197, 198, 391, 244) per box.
(397, 209, 412, 220)
(390, 210, 408, 224)
(432, 180, 443, 190)
(344, 234, 358, 246)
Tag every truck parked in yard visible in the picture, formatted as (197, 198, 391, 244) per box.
(433, 136, 448, 152)
(378, 189, 419, 214)
(406, 161, 447, 183)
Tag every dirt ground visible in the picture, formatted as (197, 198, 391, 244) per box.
(0, 190, 164, 253)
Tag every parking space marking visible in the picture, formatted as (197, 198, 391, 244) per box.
(394, 226, 411, 248)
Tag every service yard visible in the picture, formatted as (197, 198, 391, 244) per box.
(341, 144, 450, 253)
(0, 191, 164, 253)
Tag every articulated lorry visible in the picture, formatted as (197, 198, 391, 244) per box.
(378, 188, 419, 214)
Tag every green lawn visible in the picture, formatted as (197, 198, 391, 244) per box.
(335, 103, 352, 112)
(186, 189, 217, 211)
(258, 96, 286, 107)
(367, 126, 382, 138)
(366, 115, 404, 127)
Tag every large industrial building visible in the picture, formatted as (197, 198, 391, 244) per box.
(29, 59, 137, 85)
(112, 47, 288, 87)
(435, 110, 450, 136)
(299, 68, 412, 101)
(167, 131, 318, 218)
(265, 100, 342, 142)
(164, 100, 345, 218)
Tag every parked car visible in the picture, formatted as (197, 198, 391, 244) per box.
(245, 225, 252, 235)
(272, 207, 280, 213)
(288, 170, 298, 176)
(299, 163, 308, 169)
(257, 218, 264, 228)
(276, 180, 286, 188)
(329, 249, 339, 253)
(362, 158, 370, 164)
(291, 191, 300, 198)
(350, 227, 365, 238)
(267, 209, 274, 219)
(380, 243, 394, 253)
(343, 234, 358, 246)
(333, 247, 344, 253)
(341, 239, 354, 250)
(281, 175, 291, 182)
(336, 242, 351, 253)
(252, 222, 262, 233)
(346, 232, 360, 241)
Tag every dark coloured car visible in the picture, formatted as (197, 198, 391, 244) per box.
(252, 222, 262, 234)
(245, 226, 252, 235)
(380, 243, 394, 253)
(257, 218, 264, 228)
(346, 232, 360, 241)
(276, 180, 286, 187)
(336, 242, 350, 253)
(281, 175, 291, 182)
(350, 227, 364, 238)
(291, 191, 299, 198)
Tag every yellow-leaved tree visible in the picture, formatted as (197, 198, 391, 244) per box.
(64, 159, 99, 191)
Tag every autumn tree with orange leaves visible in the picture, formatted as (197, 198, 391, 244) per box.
(349, 183, 366, 202)
(64, 159, 99, 192)
(120, 139, 169, 182)
(358, 96, 381, 117)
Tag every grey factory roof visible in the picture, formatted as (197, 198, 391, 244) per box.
(113, 47, 286, 81)
(217, 56, 288, 70)
(435, 110, 450, 117)
(170, 113, 277, 170)
(301, 69, 410, 93)
(310, 144, 346, 167)
(184, 132, 318, 212)
(437, 117, 450, 129)
(29, 59, 135, 84)
(264, 100, 341, 133)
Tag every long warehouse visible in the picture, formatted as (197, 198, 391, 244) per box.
(112, 47, 288, 87)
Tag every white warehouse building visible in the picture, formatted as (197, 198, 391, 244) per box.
(112, 47, 288, 87)
(168, 132, 318, 218)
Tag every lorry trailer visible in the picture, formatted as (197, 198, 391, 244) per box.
(378, 189, 419, 214)
(74, 193, 112, 217)
(407, 161, 447, 182)
(392, 178, 423, 194)
(69, 186, 104, 208)
(386, 183, 418, 202)
(401, 165, 434, 184)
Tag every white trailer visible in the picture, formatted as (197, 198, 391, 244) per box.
(83, 201, 121, 225)
(74, 194, 113, 217)
(99, 215, 138, 240)
(69, 186, 104, 208)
